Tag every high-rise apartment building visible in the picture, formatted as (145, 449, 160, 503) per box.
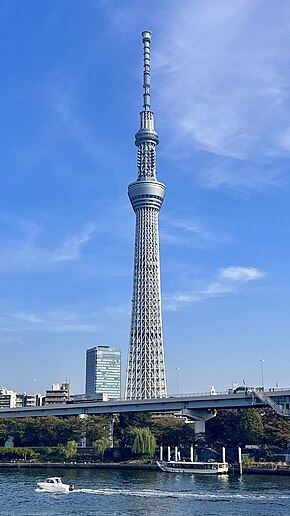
(85, 346, 121, 400)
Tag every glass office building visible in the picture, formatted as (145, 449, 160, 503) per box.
(85, 346, 121, 400)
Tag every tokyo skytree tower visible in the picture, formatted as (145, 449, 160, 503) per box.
(125, 31, 167, 400)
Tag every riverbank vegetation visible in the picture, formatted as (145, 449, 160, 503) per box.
(0, 409, 288, 463)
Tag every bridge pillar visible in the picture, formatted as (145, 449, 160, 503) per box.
(181, 409, 216, 442)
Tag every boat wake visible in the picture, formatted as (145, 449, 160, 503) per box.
(35, 488, 70, 494)
(72, 487, 290, 501)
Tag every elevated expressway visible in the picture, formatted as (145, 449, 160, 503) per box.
(0, 389, 289, 437)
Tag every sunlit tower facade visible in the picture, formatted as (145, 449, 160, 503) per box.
(125, 31, 167, 400)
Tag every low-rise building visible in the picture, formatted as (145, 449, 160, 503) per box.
(71, 392, 108, 403)
(44, 381, 70, 405)
(0, 388, 17, 408)
(16, 393, 44, 407)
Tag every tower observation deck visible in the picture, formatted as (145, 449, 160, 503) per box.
(125, 31, 167, 400)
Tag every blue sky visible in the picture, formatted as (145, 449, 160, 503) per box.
(0, 0, 289, 395)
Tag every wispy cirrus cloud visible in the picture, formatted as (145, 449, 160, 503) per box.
(0, 217, 96, 272)
(165, 265, 265, 311)
(153, 0, 290, 187)
(160, 214, 229, 248)
(53, 221, 96, 262)
(0, 310, 100, 333)
(46, 79, 101, 163)
(194, 159, 286, 192)
(219, 266, 264, 282)
(104, 305, 130, 316)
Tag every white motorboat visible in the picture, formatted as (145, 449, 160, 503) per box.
(37, 477, 74, 493)
(157, 460, 229, 474)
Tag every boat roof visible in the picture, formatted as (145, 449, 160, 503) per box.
(46, 477, 62, 481)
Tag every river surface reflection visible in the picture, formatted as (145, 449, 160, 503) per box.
(0, 468, 289, 515)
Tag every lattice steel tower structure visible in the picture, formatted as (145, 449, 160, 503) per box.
(125, 31, 167, 400)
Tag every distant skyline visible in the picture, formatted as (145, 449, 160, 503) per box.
(0, 0, 289, 395)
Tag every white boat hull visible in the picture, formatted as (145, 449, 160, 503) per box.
(37, 482, 71, 493)
(157, 461, 229, 474)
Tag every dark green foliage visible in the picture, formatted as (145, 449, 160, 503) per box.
(151, 416, 195, 447)
(207, 409, 264, 446)
(36, 447, 64, 462)
(261, 409, 290, 447)
(118, 413, 152, 429)
(84, 416, 110, 446)
(0, 415, 110, 447)
(114, 412, 152, 446)
(0, 408, 287, 462)
(104, 446, 132, 462)
(238, 410, 264, 445)
(60, 440, 78, 460)
(0, 447, 39, 461)
(127, 427, 156, 458)
(93, 438, 111, 460)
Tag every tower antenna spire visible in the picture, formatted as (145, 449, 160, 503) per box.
(142, 30, 151, 110)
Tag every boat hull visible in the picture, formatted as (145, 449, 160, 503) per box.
(37, 482, 71, 493)
(157, 461, 228, 474)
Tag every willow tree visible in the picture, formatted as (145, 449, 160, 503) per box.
(129, 427, 156, 458)
(93, 438, 111, 460)
(61, 440, 78, 460)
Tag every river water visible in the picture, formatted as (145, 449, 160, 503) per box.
(0, 468, 289, 515)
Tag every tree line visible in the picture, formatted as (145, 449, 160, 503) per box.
(0, 408, 288, 461)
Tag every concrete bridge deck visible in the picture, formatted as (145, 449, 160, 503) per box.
(0, 388, 289, 419)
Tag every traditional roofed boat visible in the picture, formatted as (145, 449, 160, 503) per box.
(157, 460, 228, 474)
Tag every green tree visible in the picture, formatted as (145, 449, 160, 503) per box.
(0, 447, 39, 461)
(237, 410, 263, 445)
(2, 418, 26, 446)
(261, 409, 290, 447)
(60, 440, 78, 460)
(207, 409, 264, 447)
(84, 416, 111, 446)
(0, 416, 82, 447)
(0, 415, 111, 448)
(114, 413, 152, 446)
(93, 438, 111, 460)
(152, 415, 195, 448)
(0, 421, 7, 446)
(128, 427, 156, 458)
